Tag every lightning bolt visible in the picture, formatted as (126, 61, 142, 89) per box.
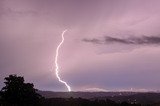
(55, 29, 71, 92)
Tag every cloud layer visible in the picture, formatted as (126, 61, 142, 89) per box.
(83, 36, 160, 45)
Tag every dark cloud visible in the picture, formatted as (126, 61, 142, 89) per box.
(82, 38, 102, 44)
(82, 36, 160, 45)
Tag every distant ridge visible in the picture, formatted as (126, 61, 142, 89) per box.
(37, 91, 160, 105)
(37, 91, 138, 99)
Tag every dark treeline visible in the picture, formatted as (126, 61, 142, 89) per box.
(0, 75, 159, 106)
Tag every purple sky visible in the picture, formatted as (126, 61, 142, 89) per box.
(0, 0, 160, 91)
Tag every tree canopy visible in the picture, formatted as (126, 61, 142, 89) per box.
(0, 74, 42, 106)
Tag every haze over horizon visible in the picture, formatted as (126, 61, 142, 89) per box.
(0, 0, 160, 91)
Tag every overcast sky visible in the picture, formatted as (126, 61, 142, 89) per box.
(0, 0, 160, 91)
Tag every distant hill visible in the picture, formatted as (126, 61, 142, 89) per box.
(37, 91, 137, 99)
(101, 93, 160, 105)
(37, 91, 160, 105)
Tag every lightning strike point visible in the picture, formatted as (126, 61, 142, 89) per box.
(55, 29, 71, 92)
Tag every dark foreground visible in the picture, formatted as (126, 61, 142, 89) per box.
(2, 91, 160, 106)
(37, 91, 160, 106)
(42, 97, 141, 106)
(1, 75, 160, 106)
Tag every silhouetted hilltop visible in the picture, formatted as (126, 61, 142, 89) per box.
(37, 91, 137, 99)
(98, 92, 160, 105)
(37, 91, 160, 105)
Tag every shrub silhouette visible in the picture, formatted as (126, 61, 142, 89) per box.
(0, 74, 42, 106)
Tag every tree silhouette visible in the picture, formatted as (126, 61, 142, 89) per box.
(0, 74, 42, 106)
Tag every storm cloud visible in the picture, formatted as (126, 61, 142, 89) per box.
(1, 0, 160, 91)
(83, 36, 160, 45)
